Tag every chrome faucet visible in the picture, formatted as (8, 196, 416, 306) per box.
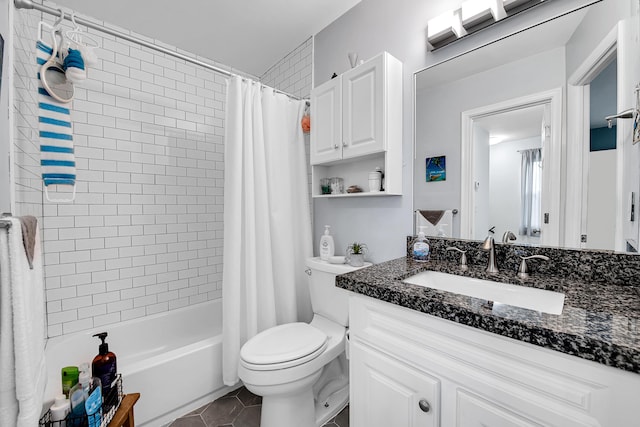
(502, 231, 516, 244)
(481, 236, 499, 274)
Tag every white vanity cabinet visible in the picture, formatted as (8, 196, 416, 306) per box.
(348, 294, 640, 427)
(310, 52, 402, 197)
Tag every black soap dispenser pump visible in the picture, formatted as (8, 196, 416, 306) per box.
(92, 332, 117, 408)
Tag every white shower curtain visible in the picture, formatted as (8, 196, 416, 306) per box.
(519, 148, 542, 237)
(222, 76, 313, 386)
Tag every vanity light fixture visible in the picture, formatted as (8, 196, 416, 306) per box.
(502, 0, 539, 12)
(461, 0, 507, 29)
(426, 9, 467, 51)
(426, 0, 548, 51)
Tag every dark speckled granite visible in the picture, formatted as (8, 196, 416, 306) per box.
(338, 242, 640, 374)
(406, 236, 640, 286)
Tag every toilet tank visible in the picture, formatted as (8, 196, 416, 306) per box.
(306, 257, 370, 327)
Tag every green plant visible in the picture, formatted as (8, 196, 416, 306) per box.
(346, 242, 368, 255)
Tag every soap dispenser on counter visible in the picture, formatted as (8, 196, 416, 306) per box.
(92, 332, 117, 408)
(412, 226, 430, 262)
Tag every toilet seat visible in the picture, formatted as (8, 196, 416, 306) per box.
(240, 322, 328, 371)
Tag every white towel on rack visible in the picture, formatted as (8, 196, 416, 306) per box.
(0, 218, 46, 427)
(416, 209, 453, 237)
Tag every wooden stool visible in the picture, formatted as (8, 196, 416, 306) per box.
(108, 393, 140, 427)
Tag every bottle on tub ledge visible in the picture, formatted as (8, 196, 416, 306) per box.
(68, 363, 102, 427)
(412, 226, 430, 262)
(49, 394, 71, 427)
(92, 332, 118, 411)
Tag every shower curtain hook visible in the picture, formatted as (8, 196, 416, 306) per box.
(53, 9, 65, 28)
(70, 11, 79, 29)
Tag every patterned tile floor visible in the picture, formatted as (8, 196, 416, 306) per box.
(169, 387, 349, 427)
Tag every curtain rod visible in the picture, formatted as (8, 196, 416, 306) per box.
(13, 0, 304, 101)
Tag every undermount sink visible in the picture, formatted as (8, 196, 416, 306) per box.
(403, 270, 565, 315)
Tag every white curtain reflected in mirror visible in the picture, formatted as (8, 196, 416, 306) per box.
(519, 148, 542, 241)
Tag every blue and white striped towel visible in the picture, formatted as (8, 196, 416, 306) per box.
(36, 40, 76, 188)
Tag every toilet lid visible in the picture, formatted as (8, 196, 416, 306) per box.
(240, 323, 327, 370)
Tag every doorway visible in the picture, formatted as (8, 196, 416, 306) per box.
(472, 105, 545, 244)
(584, 59, 617, 250)
(460, 89, 562, 246)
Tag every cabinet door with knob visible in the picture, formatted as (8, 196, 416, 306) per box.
(341, 56, 385, 160)
(350, 340, 440, 427)
(310, 77, 342, 164)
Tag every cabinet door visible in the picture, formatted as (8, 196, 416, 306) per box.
(310, 77, 342, 165)
(350, 341, 440, 427)
(342, 55, 385, 159)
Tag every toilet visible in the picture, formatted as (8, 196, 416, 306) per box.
(237, 257, 369, 427)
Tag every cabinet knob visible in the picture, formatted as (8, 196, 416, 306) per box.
(333, 144, 339, 149)
(342, 141, 348, 147)
(418, 399, 431, 413)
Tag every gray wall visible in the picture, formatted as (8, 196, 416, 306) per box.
(312, 0, 598, 263)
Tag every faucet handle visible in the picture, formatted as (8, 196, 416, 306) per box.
(502, 231, 517, 244)
(517, 255, 550, 279)
(446, 247, 468, 271)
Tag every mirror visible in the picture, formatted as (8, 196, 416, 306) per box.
(414, 0, 640, 252)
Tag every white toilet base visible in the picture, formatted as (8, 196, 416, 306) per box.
(315, 382, 349, 426)
(261, 387, 315, 427)
(245, 369, 322, 427)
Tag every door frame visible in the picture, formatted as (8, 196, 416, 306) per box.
(460, 88, 563, 245)
(566, 24, 618, 249)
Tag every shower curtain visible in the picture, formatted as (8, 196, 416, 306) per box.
(222, 76, 313, 386)
(519, 148, 542, 237)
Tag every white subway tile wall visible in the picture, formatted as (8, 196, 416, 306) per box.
(261, 37, 314, 215)
(13, 4, 313, 338)
(15, 6, 230, 338)
(261, 37, 313, 100)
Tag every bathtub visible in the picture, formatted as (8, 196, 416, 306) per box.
(44, 299, 235, 426)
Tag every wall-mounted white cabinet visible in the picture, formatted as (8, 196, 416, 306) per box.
(310, 52, 402, 198)
(349, 294, 640, 427)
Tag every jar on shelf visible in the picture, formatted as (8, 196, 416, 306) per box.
(368, 170, 382, 192)
(330, 177, 344, 194)
(320, 178, 331, 194)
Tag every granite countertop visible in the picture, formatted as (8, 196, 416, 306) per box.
(336, 256, 640, 374)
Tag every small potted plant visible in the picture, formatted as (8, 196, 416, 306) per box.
(346, 242, 368, 267)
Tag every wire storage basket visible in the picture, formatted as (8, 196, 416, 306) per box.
(39, 374, 123, 427)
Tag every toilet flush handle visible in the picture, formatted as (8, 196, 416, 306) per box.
(305, 268, 312, 276)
